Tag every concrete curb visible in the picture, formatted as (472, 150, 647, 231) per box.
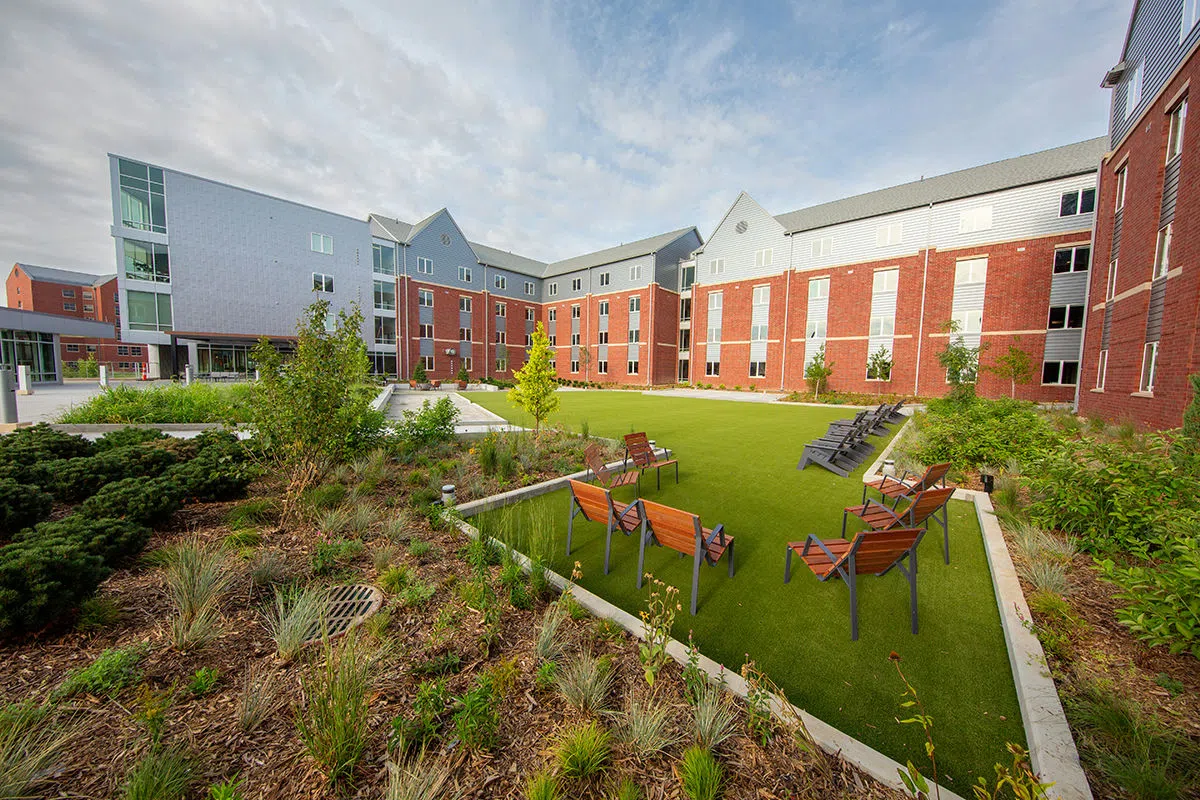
(370, 383, 395, 413)
(863, 417, 913, 478)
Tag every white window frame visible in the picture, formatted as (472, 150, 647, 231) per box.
(705, 361, 720, 377)
(598, 300, 609, 316)
(1140, 341, 1159, 392)
(1167, 98, 1188, 162)
(811, 237, 832, 258)
(1125, 61, 1143, 119)
(627, 360, 639, 375)
(958, 206, 993, 233)
(1183, 0, 1200, 40)
(872, 268, 898, 293)
(1154, 224, 1173, 279)
(571, 278, 582, 292)
(750, 323, 768, 341)
(525, 308, 535, 322)
(749, 361, 767, 378)
(548, 282, 558, 297)
(459, 296, 472, 312)
(495, 358, 508, 372)
(419, 355, 433, 371)
(707, 326, 722, 343)
(548, 308, 557, 322)
(1047, 304, 1085, 330)
(1059, 188, 1096, 217)
(597, 360, 608, 374)
(310, 232, 333, 255)
(952, 309, 983, 334)
(1096, 349, 1108, 390)
(571, 304, 580, 319)
(1114, 166, 1127, 211)
(313, 272, 334, 293)
(418, 289, 433, 308)
(525, 333, 533, 348)
(417, 257, 433, 275)
(1106, 259, 1119, 300)
(809, 278, 829, 299)
(599, 272, 611, 287)
(954, 258, 987, 285)
(708, 291, 722, 311)
(875, 222, 902, 247)
(869, 315, 895, 337)
(494, 274, 506, 290)
(495, 302, 506, 317)
(570, 360, 579, 374)
(1042, 360, 1079, 386)
(1053, 246, 1091, 274)
(709, 258, 724, 275)
(458, 265, 472, 282)
(524, 281, 535, 296)
(459, 327, 472, 342)
(598, 331, 609, 344)
(628, 328, 640, 343)
(495, 331, 507, 344)
(629, 296, 641, 312)
(629, 265, 641, 281)
(418, 323, 434, 339)
(571, 332, 581, 346)
(754, 248, 773, 268)
(806, 319, 826, 339)
(752, 285, 770, 306)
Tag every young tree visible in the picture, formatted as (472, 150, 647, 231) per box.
(937, 320, 987, 402)
(866, 345, 893, 393)
(411, 360, 428, 384)
(1173, 372, 1200, 467)
(508, 322, 559, 434)
(805, 345, 834, 400)
(250, 300, 380, 523)
(579, 345, 591, 384)
(985, 338, 1035, 399)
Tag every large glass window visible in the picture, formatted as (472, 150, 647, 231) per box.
(123, 239, 170, 282)
(373, 280, 396, 310)
(372, 244, 396, 275)
(118, 159, 167, 233)
(127, 290, 172, 331)
(374, 316, 397, 344)
(0, 329, 57, 382)
(197, 343, 255, 375)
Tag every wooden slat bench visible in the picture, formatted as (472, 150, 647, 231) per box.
(636, 498, 733, 615)
(584, 443, 640, 495)
(567, 479, 642, 575)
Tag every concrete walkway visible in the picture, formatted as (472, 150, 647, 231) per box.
(644, 387, 787, 403)
(13, 380, 151, 424)
(387, 389, 524, 434)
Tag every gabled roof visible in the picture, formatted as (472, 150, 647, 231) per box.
(773, 137, 1109, 235)
(406, 209, 445, 242)
(469, 242, 548, 275)
(368, 214, 414, 243)
(543, 227, 698, 277)
(13, 263, 114, 287)
(695, 191, 784, 254)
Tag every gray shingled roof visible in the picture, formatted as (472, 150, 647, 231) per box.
(774, 137, 1109, 234)
(469, 242, 548, 275)
(407, 209, 444, 242)
(14, 264, 114, 287)
(542, 227, 697, 277)
(368, 214, 414, 243)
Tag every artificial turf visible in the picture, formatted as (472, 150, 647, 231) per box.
(465, 390, 1025, 787)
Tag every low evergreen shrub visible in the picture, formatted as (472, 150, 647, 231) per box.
(0, 534, 109, 635)
(165, 448, 254, 502)
(92, 427, 169, 452)
(0, 423, 92, 465)
(79, 476, 184, 527)
(17, 515, 153, 566)
(0, 478, 52, 534)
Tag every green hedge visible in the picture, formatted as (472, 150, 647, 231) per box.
(92, 427, 170, 452)
(0, 534, 109, 635)
(0, 423, 93, 465)
(34, 445, 178, 502)
(0, 478, 52, 534)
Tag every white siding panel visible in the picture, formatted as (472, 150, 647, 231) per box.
(699, 194, 789, 284)
(929, 174, 1098, 249)
(790, 206, 929, 273)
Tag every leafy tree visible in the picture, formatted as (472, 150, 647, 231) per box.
(937, 320, 987, 402)
(805, 345, 834, 400)
(411, 360, 428, 384)
(866, 345, 893, 389)
(250, 300, 381, 523)
(985, 338, 1035, 399)
(508, 322, 559, 434)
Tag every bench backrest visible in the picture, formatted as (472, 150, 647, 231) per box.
(569, 479, 613, 523)
(917, 462, 951, 490)
(624, 432, 655, 467)
(584, 444, 611, 482)
(903, 486, 956, 526)
(847, 528, 924, 574)
(640, 498, 701, 556)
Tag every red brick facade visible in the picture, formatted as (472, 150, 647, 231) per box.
(1079, 48, 1199, 429)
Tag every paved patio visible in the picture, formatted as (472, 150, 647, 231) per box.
(13, 380, 150, 423)
(386, 389, 523, 434)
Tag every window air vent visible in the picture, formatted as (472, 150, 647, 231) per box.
(441, 233, 451, 246)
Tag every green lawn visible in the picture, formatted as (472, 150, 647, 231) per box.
(465, 390, 1024, 787)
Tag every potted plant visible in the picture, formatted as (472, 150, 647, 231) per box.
(431, 378, 441, 389)
(456, 364, 470, 389)
(412, 362, 430, 390)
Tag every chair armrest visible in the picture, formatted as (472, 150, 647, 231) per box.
(799, 535, 844, 566)
(704, 523, 726, 548)
(618, 502, 641, 523)
(863, 498, 901, 522)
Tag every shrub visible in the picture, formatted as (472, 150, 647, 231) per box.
(56, 646, 143, 698)
(407, 537, 434, 561)
(379, 565, 410, 594)
(93, 427, 170, 452)
(165, 447, 254, 503)
(678, 746, 724, 800)
(225, 498, 279, 529)
(452, 676, 499, 751)
(312, 539, 364, 575)
(80, 476, 184, 528)
(556, 652, 614, 714)
(390, 679, 448, 754)
(0, 533, 110, 634)
(76, 596, 122, 631)
(41, 444, 177, 503)
(0, 478, 52, 534)
(555, 720, 610, 779)
(295, 635, 374, 789)
(60, 383, 252, 425)
(22, 514, 153, 567)
(396, 397, 460, 449)
(121, 748, 194, 800)
(0, 423, 92, 464)
(399, 579, 436, 608)
(1100, 534, 1200, 659)
(189, 667, 220, 697)
(908, 398, 1058, 471)
(526, 770, 561, 800)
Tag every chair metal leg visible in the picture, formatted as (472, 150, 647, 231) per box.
(727, 541, 735, 577)
(603, 511, 614, 575)
(690, 551, 701, 615)
(841, 510, 849, 540)
(636, 520, 648, 589)
(784, 546, 793, 583)
(674, 461, 679, 484)
(566, 499, 576, 557)
(848, 567, 859, 641)
(909, 550, 919, 634)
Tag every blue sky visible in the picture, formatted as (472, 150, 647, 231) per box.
(0, 0, 1130, 270)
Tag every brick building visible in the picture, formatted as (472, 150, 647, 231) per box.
(1079, 0, 1200, 428)
(4, 263, 149, 375)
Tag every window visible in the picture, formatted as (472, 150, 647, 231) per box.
(872, 269, 898, 293)
(810, 278, 829, 299)
(753, 286, 770, 307)
(495, 358, 508, 372)
(459, 296, 472, 312)
(418, 323, 433, 338)
(598, 331, 609, 344)
(807, 319, 826, 339)
(420, 355, 434, 371)
(458, 265, 472, 282)
(955, 258, 987, 284)
(1154, 224, 1173, 279)
(1140, 342, 1159, 392)
(1096, 349, 1108, 389)
(599, 300, 609, 316)
(1168, 99, 1188, 162)
(1047, 305, 1085, 329)
(628, 329, 641, 343)
(707, 326, 722, 343)
(525, 333, 532, 348)
(66, 344, 79, 352)
(959, 206, 993, 232)
(373, 280, 396, 310)
(548, 282, 558, 297)
(524, 281, 535, 296)
(123, 240, 171, 282)
(131, 346, 142, 355)
(1125, 61, 1143, 119)
(372, 243, 396, 275)
(375, 317, 397, 344)
(459, 327, 472, 341)
(629, 265, 641, 281)
(83, 291, 93, 300)
(952, 309, 983, 334)
(876, 222, 902, 247)
(1053, 246, 1091, 273)
(627, 360, 640, 375)
(1106, 259, 1119, 300)
(1042, 360, 1079, 386)
(462, 357, 472, 372)
(117, 346, 130, 356)
(754, 248, 773, 268)
(313, 273, 334, 293)
(867, 352, 893, 381)
(571, 277, 582, 292)
(63, 302, 76, 311)
(61, 289, 75, 298)
(571, 360, 580, 373)
(629, 296, 641, 312)
(680, 298, 691, 321)
(525, 308, 535, 322)
(680, 263, 695, 290)
(1059, 188, 1096, 217)
(869, 315, 895, 336)
(494, 274, 506, 290)
(117, 159, 166, 234)
(495, 302, 506, 317)
(811, 237, 832, 258)
(418, 289, 433, 307)
(571, 332, 580, 346)
(1114, 167, 1127, 210)
(750, 324, 768, 341)
(1183, 0, 1199, 39)
(571, 305, 580, 319)
(709, 259, 724, 275)
(86, 344, 97, 352)
(708, 292, 722, 310)
(598, 360, 608, 374)
(128, 289, 172, 332)
(549, 335, 557, 346)
(548, 309, 557, 322)
(310, 233, 334, 255)
(678, 329, 688, 350)
(599, 272, 610, 287)
(705, 361, 720, 376)
(495, 331, 507, 344)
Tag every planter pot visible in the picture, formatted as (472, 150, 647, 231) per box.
(431, 380, 441, 388)
(408, 380, 417, 389)
(457, 381, 468, 390)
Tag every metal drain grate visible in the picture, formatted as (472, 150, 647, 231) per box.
(303, 584, 383, 643)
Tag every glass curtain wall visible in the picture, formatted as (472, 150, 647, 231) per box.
(0, 330, 57, 382)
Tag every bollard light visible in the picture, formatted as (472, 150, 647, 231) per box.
(441, 484, 456, 506)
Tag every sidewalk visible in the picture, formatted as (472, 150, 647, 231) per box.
(13, 380, 149, 423)
(387, 389, 524, 434)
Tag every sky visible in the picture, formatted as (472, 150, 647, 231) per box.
(0, 0, 1131, 271)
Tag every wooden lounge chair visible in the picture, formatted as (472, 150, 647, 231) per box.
(862, 462, 951, 507)
(623, 432, 679, 490)
(785, 527, 925, 640)
(636, 498, 733, 615)
(584, 443, 639, 495)
(567, 479, 642, 575)
(797, 428, 863, 476)
(884, 399, 907, 422)
(832, 404, 891, 436)
(842, 486, 955, 564)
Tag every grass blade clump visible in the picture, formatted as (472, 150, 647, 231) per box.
(121, 748, 194, 800)
(0, 703, 80, 798)
(555, 720, 610, 779)
(535, 600, 568, 662)
(55, 646, 143, 698)
(678, 745, 724, 800)
(269, 584, 328, 661)
(692, 683, 736, 751)
(385, 751, 461, 800)
(162, 539, 231, 650)
(238, 664, 282, 733)
(555, 651, 614, 714)
(295, 635, 375, 789)
(614, 694, 678, 757)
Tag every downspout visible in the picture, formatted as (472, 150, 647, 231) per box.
(393, 245, 401, 381)
(647, 263, 654, 387)
(1073, 157, 1104, 413)
(402, 243, 410, 380)
(483, 266, 489, 381)
(912, 201, 935, 396)
(780, 233, 794, 391)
